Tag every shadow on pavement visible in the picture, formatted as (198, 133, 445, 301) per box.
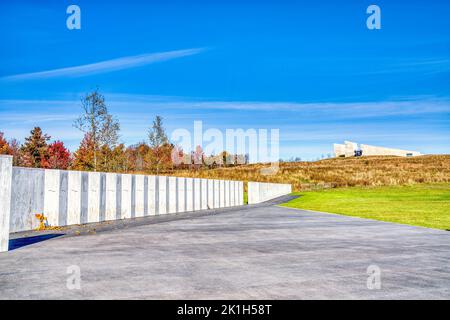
(9, 234, 65, 251)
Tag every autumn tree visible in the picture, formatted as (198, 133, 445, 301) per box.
(108, 143, 127, 172)
(74, 89, 120, 171)
(47, 141, 71, 169)
(71, 133, 95, 171)
(145, 142, 174, 174)
(147, 116, 172, 174)
(98, 144, 111, 172)
(0, 132, 12, 155)
(99, 113, 120, 171)
(148, 115, 168, 148)
(21, 127, 50, 168)
(8, 139, 23, 166)
(135, 142, 150, 172)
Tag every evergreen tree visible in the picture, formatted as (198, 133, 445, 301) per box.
(21, 127, 50, 168)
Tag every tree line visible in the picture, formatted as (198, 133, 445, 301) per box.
(0, 90, 248, 174)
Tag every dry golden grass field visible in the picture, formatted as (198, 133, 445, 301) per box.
(167, 155, 450, 192)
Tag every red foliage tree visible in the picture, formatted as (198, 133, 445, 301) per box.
(47, 141, 71, 169)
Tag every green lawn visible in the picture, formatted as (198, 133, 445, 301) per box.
(281, 183, 450, 230)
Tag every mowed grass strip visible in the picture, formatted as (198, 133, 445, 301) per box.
(281, 183, 450, 230)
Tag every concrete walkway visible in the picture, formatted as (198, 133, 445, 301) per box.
(1, 199, 449, 299)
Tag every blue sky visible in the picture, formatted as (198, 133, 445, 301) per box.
(0, 0, 449, 160)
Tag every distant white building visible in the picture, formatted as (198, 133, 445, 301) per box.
(333, 141, 422, 158)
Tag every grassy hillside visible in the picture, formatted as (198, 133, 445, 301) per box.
(281, 184, 450, 230)
(167, 155, 450, 191)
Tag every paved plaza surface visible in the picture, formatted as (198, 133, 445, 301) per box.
(1, 197, 449, 299)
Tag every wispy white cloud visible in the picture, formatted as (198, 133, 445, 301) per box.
(0, 48, 206, 81)
(103, 93, 450, 119)
(1, 95, 449, 122)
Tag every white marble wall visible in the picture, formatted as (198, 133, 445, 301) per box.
(234, 181, 239, 206)
(121, 174, 133, 219)
(219, 180, 225, 208)
(147, 176, 156, 216)
(168, 176, 177, 214)
(135, 175, 146, 217)
(177, 177, 186, 213)
(10, 167, 45, 232)
(67, 171, 82, 225)
(248, 181, 291, 204)
(207, 178, 214, 209)
(0, 156, 13, 252)
(4, 165, 246, 241)
(213, 180, 220, 208)
(158, 176, 167, 215)
(105, 173, 119, 221)
(201, 179, 208, 210)
(230, 181, 235, 206)
(194, 178, 201, 211)
(224, 180, 230, 207)
(240, 181, 245, 205)
(44, 169, 63, 227)
(87, 172, 102, 223)
(186, 177, 193, 212)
